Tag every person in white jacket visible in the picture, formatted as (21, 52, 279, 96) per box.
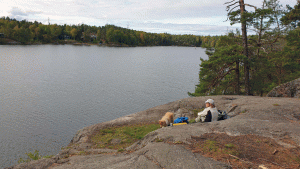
(195, 99, 219, 122)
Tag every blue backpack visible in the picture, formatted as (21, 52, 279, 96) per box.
(174, 117, 189, 124)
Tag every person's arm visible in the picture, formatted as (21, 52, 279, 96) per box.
(198, 108, 209, 116)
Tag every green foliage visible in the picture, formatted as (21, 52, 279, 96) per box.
(281, 0, 300, 27)
(200, 35, 220, 48)
(189, 32, 246, 96)
(70, 28, 78, 40)
(27, 150, 41, 160)
(190, 0, 300, 97)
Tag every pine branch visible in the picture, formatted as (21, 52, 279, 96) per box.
(226, 1, 239, 11)
(224, 0, 237, 5)
(244, 4, 257, 10)
(228, 5, 240, 13)
(208, 63, 236, 90)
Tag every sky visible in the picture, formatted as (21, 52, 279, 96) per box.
(0, 0, 298, 35)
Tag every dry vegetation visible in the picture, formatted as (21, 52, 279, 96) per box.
(186, 133, 300, 169)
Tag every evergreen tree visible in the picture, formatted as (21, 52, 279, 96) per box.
(225, 0, 254, 95)
(281, 0, 300, 27)
(189, 32, 245, 96)
(191, 0, 297, 96)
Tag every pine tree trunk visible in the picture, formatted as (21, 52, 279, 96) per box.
(236, 61, 240, 95)
(240, 0, 250, 95)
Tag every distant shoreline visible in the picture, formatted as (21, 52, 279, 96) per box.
(0, 38, 199, 47)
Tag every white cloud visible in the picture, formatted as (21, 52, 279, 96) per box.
(5, 6, 42, 21)
(0, 0, 297, 35)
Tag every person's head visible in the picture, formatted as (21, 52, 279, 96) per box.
(205, 99, 215, 108)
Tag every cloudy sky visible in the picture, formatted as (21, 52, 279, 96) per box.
(0, 0, 297, 35)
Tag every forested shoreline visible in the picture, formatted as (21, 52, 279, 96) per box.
(0, 17, 205, 47)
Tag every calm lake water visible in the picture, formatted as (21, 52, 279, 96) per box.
(0, 45, 207, 167)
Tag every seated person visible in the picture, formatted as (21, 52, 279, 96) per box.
(195, 99, 219, 122)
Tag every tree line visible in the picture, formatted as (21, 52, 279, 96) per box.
(189, 0, 300, 96)
(0, 17, 202, 46)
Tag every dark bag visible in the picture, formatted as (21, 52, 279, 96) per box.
(218, 110, 228, 121)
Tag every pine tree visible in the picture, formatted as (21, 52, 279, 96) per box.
(225, 0, 256, 95)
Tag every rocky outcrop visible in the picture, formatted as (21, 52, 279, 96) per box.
(267, 78, 300, 98)
(7, 96, 300, 169)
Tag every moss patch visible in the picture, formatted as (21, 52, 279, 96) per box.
(91, 123, 160, 150)
(189, 118, 196, 123)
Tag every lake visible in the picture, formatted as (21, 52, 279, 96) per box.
(0, 45, 207, 167)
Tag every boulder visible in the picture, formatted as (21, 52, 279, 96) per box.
(267, 78, 300, 98)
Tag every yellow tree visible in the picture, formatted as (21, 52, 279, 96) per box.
(70, 28, 78, 40)
(29, 25, 37, 41)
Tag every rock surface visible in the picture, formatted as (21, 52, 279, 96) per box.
(267, 78, 300, 98)
(7, 95, 300, 169)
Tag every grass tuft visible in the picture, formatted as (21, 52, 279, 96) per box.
(200, 140, 239, 155)
(203, 140, 218, 152)
(174, 141, 183, 144)
(91, 123, 160, 150)
(43, 155, 54, 159)
(155, 138, 164, 142)
(225, 143, 235, 149)
(192, 108, 205, 118)
(189, 118, 196, 123)
(240, 110, 247, 113)
(18, 150, 53, 164)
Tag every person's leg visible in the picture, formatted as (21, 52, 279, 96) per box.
(195, 116, 201, 122)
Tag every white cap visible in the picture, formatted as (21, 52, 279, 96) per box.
(205, 99, 214, 105)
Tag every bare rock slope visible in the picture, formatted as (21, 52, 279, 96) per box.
(8, 96, 300, 169)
